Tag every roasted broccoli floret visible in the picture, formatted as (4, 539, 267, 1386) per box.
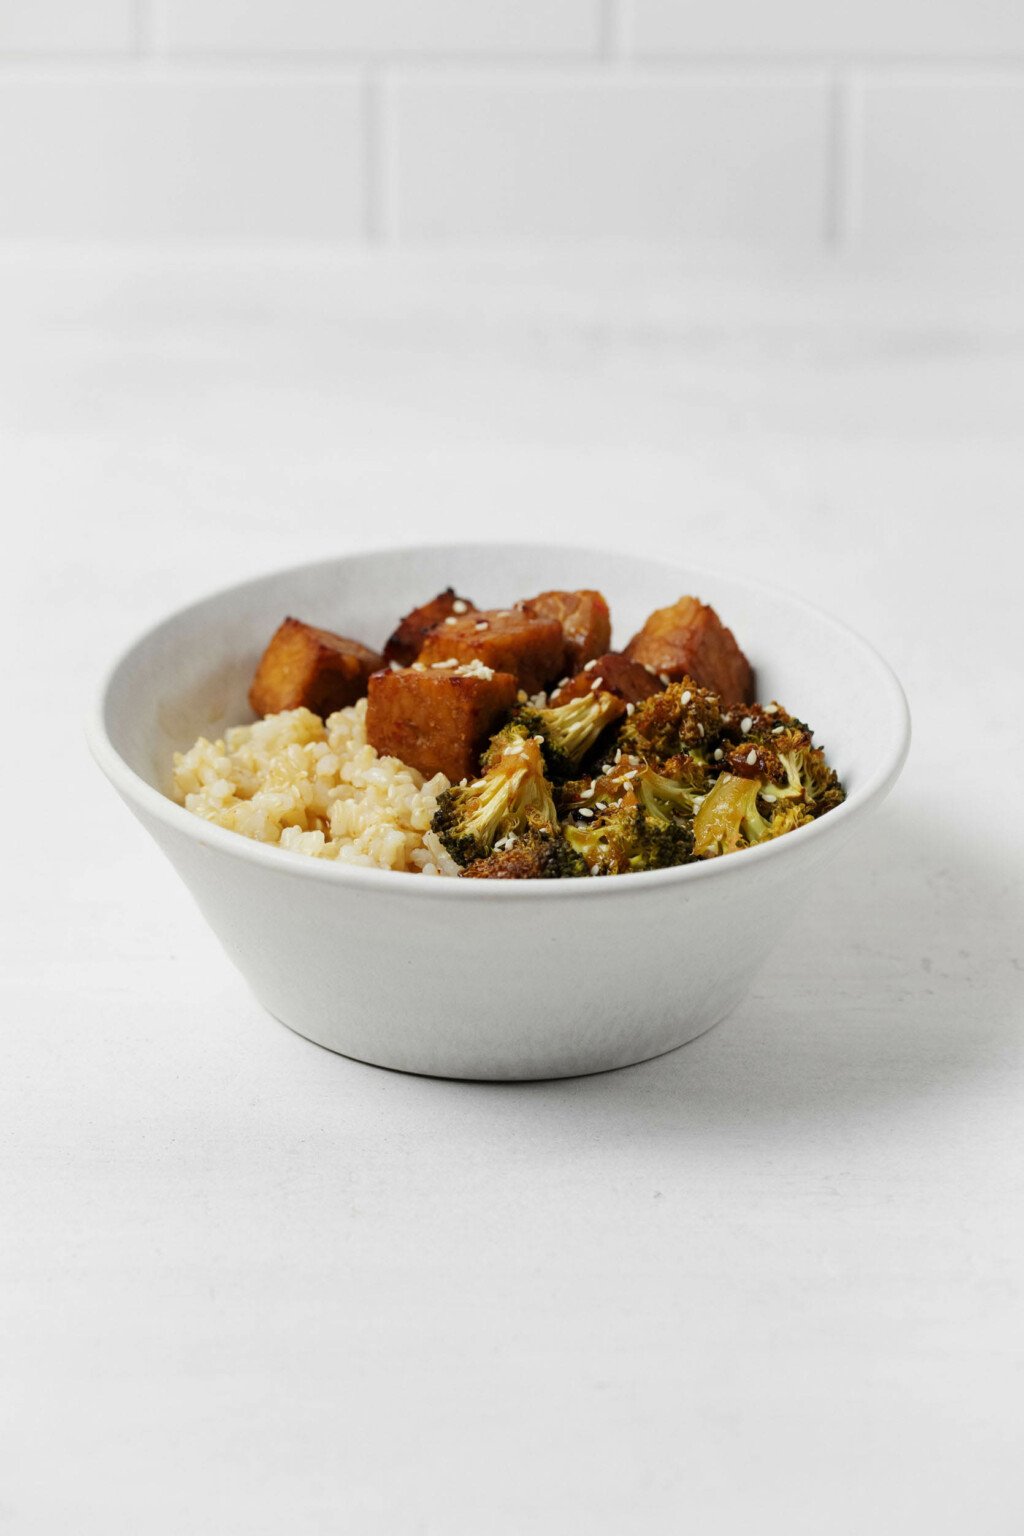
(432, 727, 558, 866)
(557, 752, 709, 824)
(557, 760, 633, 815)
(449, 676, 843, 874)
(721, 716, 845, 816)
(564, 801, 693, 875)
(514, 688, 625, 780)
(772, 728, 846, 813)
(617, 677, 724, 763)
(460, 827, 588, 880)
(721, 699, 809, 743)
(719, 738, 787, 783)
(479, 718, 532, 770)
(633, 757, 712, 821)
(693, 771, 814, 858)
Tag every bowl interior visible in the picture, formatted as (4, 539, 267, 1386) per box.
(99, 543, 907, 809)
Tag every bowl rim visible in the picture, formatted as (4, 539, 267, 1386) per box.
(86, 540, 911, 900)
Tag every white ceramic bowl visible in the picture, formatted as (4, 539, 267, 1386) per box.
(88, 543, 909, 1081)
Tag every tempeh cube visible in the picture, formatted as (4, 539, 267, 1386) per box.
(416, 610, 564, 696)
(519, 589, 611, 673)
(366, 666, 518, 783)
(549, 652, 663, 708)
(624, 597, 753, 706)
(248, 617, 383, 718)
(382, 587, 476, 667)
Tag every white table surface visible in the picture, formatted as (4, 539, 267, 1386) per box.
(2, 247, 1022, 1535)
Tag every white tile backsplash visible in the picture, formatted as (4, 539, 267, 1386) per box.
(387, 71, 830, 241)
(0, 71, 364, 237)
(158, 0, 601, 57)
(630, 0, 1024, 58)
(0, 0, 135, 53)
(0, 5, 1020, 244)
(858, 74, 1024, 239)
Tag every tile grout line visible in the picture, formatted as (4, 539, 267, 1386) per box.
(4, 54, 1024, 76)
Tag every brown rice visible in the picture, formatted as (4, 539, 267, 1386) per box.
(172, 698, 460, 875)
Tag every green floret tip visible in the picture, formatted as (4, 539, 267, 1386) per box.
(480, 718, 532, 770)
(459, 826, 588, 880)
(617, 677, 724, 763)
(772, 729, 846, 814)
(563, 801, 693, 876)
(431, 730, 558, 867)
(721, 700, 811, 743)
(515, 689, 624, 780)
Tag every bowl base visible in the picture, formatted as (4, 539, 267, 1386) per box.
(259, 998, 734, 1083)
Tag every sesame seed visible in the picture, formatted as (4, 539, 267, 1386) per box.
(557, 677, 569, 689)
(451, 599, 469, 614)
(746, 748, 757, 765)
(621, 769, 638, 780)
(581, 787, 595, 799)
(713, 748, 724, 761)
(584, 660, 597, 671)
(614, 749, 622, 763)
(697, 723, 704, 737)
(495, 610, 511, 617)
(516, 689, 528, 703)
(629, 755, 639, 766)
(595, 801, 608, 811)
(388, 660, 401, 672)
(475, 620, 489, 631)
(578, 808, 594, 819)
(659, 673, 671, 686)
(762, 792, 777, 803)
(772, 725, 785, 735)
(431, 658, 459, 669)
(591, 677, 604, 690)
(602, 764, 613, 774)
(740, 716, 753, 734)
(625, 703, 635, 716)
(533, 735, 545, 745)
(444, 616, 458, 626)
(681, 690, 692, 705)
(764, 702, 778, 714)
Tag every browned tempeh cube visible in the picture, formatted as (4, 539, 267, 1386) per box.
(382, 587, 476, 667)
(549, 651, 663, 708)
(248, 617, 383, 718)
(519, 589, 611, 673)
(624, 597, 754, 707)
(416, 610, 565, 696)
(365, 666, 518, 783)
